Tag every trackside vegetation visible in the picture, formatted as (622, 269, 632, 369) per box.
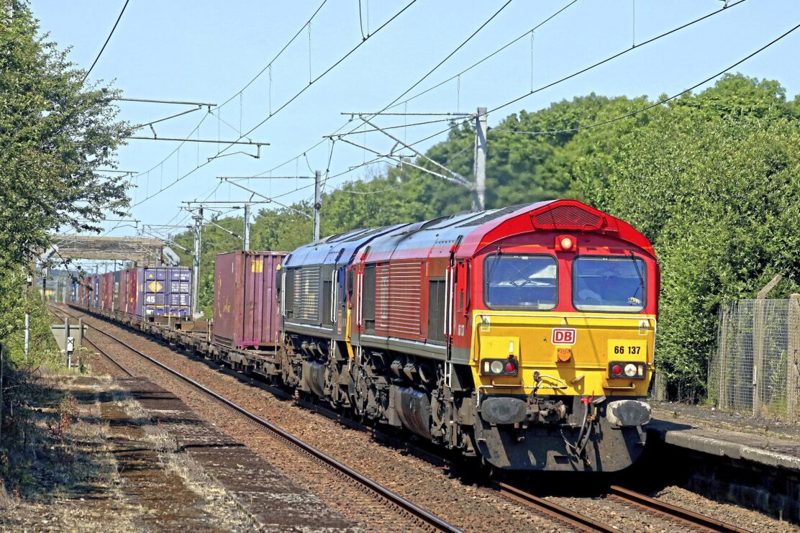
(0, 0, 130, 367)
(177, 75, 800, 401)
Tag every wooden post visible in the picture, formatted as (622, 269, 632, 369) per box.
(787, 294, 800, 421)
(753, 274, 783, 417)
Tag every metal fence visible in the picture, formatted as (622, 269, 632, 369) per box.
(708, 296, 800, 420)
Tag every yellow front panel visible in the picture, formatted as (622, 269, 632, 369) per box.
(471, 311, 656, 397)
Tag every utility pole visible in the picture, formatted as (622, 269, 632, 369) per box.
(191, 207, 203, 319)
(473, 106, 488, 211)
(243, 203, 251, 251)
(313, 170, 322, 242)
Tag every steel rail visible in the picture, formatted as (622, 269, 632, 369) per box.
(493, 482, 615, 533)
(609, 485, 750, 533)
(57, 306, 462, 533)
(81, 335, 135, 378)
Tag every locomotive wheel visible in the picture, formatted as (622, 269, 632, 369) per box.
(351, 365, 369, 418)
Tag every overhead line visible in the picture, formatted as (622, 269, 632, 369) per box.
(128, 1, 327, 183)
(381, 0, 750, 156)
(116, 97, 216, 106)
(486, 0, 747, 117)
(132, 1, 418, 207)
(502, 20, 800, 137)
(83, 0, 131, 83)
(126, 136, 269, 146)
(342, 0, 514, 138)
(225, 0, 517, 190)
(213, 0, 419, 154)
(387, 0, 579, 111)
(217, 0, 329, 108)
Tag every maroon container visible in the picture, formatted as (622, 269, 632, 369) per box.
(101, 272, 114, 312)
(213, 251, 286, 350)
(117, 269, 129, 317)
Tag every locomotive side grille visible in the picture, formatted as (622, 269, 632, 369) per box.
(293, 266, 320, 321)
(376, 263, 390, 329)
(386, 262, 421, 336)
(533, 205, 602, 229)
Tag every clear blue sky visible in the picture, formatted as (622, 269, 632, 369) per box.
(31, 0, 800, 245)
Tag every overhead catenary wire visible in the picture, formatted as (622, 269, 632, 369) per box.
(229, 0, 520, 196)
(128, 1, 329, 184)
(218, 0, 329, 110)
(132, 1, 418, 208)
(82, 0, 131, 83)
(373, 0, 751, 157)
(208, 0, 419, 158)
(340, 0, 514, 140)
(499, 20, 800, 138)
(485, 0, 748, 119)
(386, 0, 578, 111)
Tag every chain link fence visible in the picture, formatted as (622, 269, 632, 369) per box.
(708, 296, 800, 420)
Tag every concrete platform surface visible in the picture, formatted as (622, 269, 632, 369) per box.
(649, 403, 800, 473)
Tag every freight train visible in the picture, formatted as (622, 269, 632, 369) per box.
(70, 199, 658, 472)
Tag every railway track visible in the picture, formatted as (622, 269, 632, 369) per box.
(55, 305, 752, 533)
(494, 481, 749, 532)
(51, 306, 461, 533)
(607, 485, 749, 532)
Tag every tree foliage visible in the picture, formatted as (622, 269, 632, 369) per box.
(0, 0, 130, 363)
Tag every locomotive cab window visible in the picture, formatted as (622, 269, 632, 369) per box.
(484, 254, 557, 310)
(572, 256, 646, 312)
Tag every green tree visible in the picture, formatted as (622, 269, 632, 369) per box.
(0, 1, 130, 363)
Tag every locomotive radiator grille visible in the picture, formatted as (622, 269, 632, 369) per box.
(376, 262, 421, 336)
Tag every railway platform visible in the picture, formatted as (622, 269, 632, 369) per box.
(649, 402, 800, 472)
(647, 402, 800, 523)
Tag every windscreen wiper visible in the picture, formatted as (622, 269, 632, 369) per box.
(627, 250, 645, 305)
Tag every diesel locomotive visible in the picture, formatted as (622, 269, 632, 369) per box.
(72, 199, 658, 472)
(280, 198, 657, 471)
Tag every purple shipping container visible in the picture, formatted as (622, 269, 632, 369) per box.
(134, 266, 192, 319)
(213, 251, 285, 350)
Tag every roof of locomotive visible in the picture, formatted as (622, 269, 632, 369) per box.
(283, 199, 655, 268)
(282, 223, 410, 268)
(359, 199, 655, 262)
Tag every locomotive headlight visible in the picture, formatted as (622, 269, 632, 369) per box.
(608, 361, 646, 379)
(555, 234, 577, 252)
(481, 357, 520, 376)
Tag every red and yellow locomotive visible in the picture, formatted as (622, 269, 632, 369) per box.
(280, 199, 657, 472)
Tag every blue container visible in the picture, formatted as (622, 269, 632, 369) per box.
(134, 266, 192, 319)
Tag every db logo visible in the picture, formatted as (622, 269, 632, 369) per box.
(552, 328, 576, 345)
